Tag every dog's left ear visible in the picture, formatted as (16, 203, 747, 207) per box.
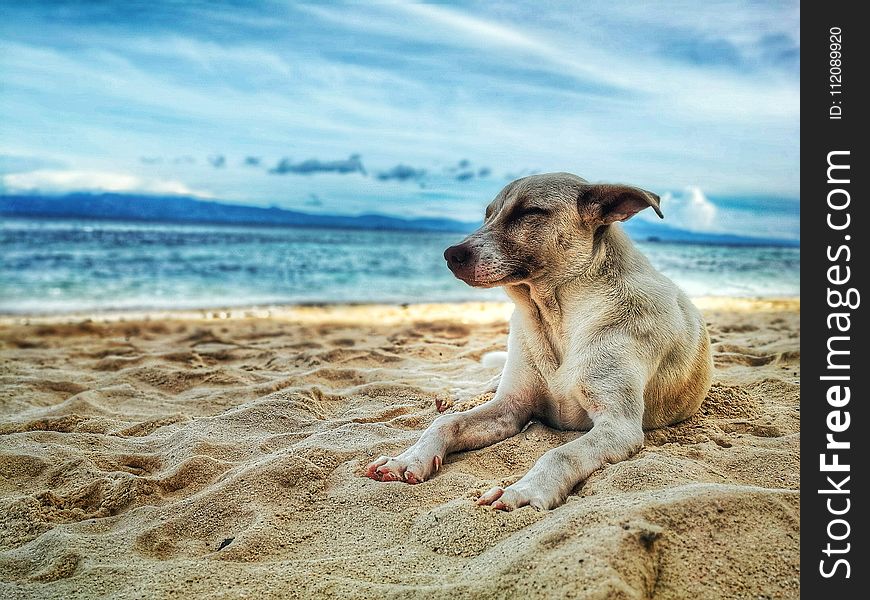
(579, 184, 663, 225)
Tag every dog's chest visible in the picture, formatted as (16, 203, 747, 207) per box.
(523, 320, 563, 374)
(538, 366, 594, 430)
(518, 305, 600, 375)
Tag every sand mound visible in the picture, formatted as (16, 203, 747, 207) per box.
(0, 299, 799, 599)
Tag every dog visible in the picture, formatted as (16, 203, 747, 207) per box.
(366, 172, 712, 510)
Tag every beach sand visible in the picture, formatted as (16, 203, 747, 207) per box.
(0, 298, 799, 599)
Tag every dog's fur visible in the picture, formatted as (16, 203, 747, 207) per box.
(365, 172, 712, 510)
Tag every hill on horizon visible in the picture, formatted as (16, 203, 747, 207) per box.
(0, 192, 799, 247)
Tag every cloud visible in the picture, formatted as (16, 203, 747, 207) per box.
(658, 186, 717, 232)
(140, 156, 162, 165)
(445, 159, 491, 182)
(305, 193, 323, 207)
(208, 154, 226, 168)
(758, 33, 799, 69)
(269, 154, 366, 176)
(1, 169, 211, 197)
(444, 159, 471, 173)
(365, 3, 554, 56)
(376, 164, 426, 182)
(243, 156, 261, 167)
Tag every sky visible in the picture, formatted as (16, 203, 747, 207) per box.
(0, 1, 800, 240)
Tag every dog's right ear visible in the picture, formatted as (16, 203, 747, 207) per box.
(578, 184, 663, 226)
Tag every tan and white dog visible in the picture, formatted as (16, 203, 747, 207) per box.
(366, 172, 712, 510)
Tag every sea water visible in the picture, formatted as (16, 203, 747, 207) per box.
(0, 218, 799, 314)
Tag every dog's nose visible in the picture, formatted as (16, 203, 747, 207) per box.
(444, 244, 471, 266)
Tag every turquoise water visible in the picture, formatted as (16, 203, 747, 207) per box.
(0, 218, 799, 314)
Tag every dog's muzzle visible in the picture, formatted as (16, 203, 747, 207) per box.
(444, 242, 477, 282)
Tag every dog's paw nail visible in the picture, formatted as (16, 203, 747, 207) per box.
(477, 486, 505, 505)
(365, 456, 389, 477)
(433, 456, 442, 471)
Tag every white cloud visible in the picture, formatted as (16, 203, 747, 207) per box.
(2, 170, 211, 197)
(659, 186, 718, 232)
(394, 3, 552, 54)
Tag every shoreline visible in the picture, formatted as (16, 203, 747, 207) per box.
(0, 296, 800, 326)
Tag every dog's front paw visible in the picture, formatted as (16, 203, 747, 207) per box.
(365, 451, 442, 484)
(477, 481, 563, 511)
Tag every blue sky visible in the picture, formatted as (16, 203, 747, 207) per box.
(0, 1, 799, 240)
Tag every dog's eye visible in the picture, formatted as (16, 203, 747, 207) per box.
(520, 207, 549, 218)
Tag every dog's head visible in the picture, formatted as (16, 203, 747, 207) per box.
(444, 172, 662, 288)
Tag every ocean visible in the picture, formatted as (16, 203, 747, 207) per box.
(0, 218, 799, 314)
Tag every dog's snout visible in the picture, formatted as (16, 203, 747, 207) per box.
(444, 244, 471, 267)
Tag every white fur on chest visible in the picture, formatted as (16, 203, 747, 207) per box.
(509, 303, 607, 428)
(511, 296, 606, 371)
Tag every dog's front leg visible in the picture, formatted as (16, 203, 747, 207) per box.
(366, 393, 534, 484)
(478, 394, 644, 510)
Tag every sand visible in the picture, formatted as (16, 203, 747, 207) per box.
(0, 298, 799, 599)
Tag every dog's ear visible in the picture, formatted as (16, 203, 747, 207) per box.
(578, 184, 663, 225)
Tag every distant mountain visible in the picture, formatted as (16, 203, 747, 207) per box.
(0, 193, 475, 233)
(620, 217, 799, 247)
(0, 192, 798, 247)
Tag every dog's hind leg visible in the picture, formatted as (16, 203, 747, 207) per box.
(437, 350, 507, 412)
(437, 372, 501, 412)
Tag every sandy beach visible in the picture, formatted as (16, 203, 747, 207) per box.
(0, 298, 799, 599)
